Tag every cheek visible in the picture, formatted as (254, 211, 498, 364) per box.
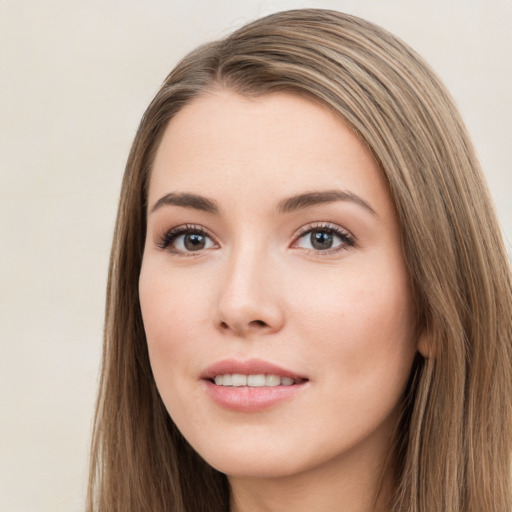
(140, 258, 209, 337)
(139, 261, 196, 377)
(138, 255, 223, 421)
(139, 261, 210, 426)
(287, 268, 417, 448)
(288, 261, 417, 378)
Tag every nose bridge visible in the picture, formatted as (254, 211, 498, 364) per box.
(216, 238, 283, 335)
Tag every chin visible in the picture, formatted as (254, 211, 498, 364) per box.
(206, 454, 307, 480)
(189, 433, 341, 481)
(185, 434, 301, 478)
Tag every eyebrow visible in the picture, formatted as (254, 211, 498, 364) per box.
(150, 192, 219, 214)
(276, 190, 376, 215)
(149, 189, 376, 216)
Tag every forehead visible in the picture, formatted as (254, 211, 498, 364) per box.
(149, 89, 392, 217)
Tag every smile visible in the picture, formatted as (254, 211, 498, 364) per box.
(202, 359, 309, 412)
(213, 374, 299, 387)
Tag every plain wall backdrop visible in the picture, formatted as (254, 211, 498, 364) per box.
(0, 1, 510, 510)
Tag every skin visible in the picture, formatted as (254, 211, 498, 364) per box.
(139, 90, 422, 512)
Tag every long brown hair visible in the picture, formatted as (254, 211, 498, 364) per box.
(87, 9, 512, 511)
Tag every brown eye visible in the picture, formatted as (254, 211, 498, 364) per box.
(158, 226, 217, 254)
(183, 233, 207, 251)
(174, 231, 215, 252)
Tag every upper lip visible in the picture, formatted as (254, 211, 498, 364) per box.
(200, 358, 308, 381)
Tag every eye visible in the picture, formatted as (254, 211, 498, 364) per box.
(293, 223, 355, 253)
(157, 225, 217, 254)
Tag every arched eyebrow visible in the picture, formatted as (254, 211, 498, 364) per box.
(150, 192, 219, 214)
(149, 189, 376, 216)
(276, 190, 376, 215)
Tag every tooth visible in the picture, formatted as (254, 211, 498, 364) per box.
(247, 374, 266, 387)
(232, 374, 247, 387)
(213, 373, 299, 387)
(265, 374, 280, 386)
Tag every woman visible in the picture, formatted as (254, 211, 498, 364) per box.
(87, 9, 512, 512)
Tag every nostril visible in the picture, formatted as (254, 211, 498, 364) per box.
(218, 319, 269, 333)
(251, 320, 268, 328)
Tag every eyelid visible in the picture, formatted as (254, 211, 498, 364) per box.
(156, 224, 219, 254)
(291, 222, 356, 253)
(155, 221, 355, 256)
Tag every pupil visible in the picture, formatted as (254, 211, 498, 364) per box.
(184, 233, 205, 251)
(311, 231, 333, 250)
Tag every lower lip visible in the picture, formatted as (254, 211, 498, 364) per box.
(203, 380, 307, 412)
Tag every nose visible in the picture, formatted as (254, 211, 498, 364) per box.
(215, 248, 285, 337)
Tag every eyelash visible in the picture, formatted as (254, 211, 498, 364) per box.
(292, 222, 355, 255)
(156, 222, 355, 256)
(157, 224, 217, 256)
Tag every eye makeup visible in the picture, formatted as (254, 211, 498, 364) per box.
(292, 222, 356, 255)
(156, 224, 218, 255)
(155, 220, 356, 258)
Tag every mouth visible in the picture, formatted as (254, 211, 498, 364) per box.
(211, 374, 305, 387)
(201, 359, 309, 412)
(201, 358, 308, 385)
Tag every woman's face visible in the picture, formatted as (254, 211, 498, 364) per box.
(139, 90, 420, 480)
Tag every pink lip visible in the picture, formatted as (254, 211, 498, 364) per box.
(201, 358, 308, 413)
(200, 358, 307, 381)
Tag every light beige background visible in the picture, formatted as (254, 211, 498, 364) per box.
(0, 1, 510, 511)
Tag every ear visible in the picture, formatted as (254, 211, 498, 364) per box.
(416, 329, 433, 358)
